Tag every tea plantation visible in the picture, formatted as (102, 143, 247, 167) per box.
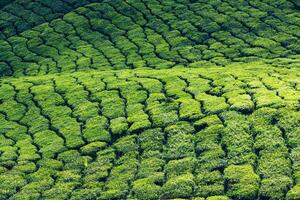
(0, 0, 300, 200)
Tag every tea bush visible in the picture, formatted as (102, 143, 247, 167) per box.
(0, 0, 299, 199)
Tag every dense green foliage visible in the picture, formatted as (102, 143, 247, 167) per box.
(0, 0, 300, 199)
(0, 67, 299, 199)
(0, 0, 300, 77)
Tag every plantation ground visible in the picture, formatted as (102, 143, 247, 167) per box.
(0, 0, 300, 200)
(1, 0, 300, 76)
(0, 66, 300, 199)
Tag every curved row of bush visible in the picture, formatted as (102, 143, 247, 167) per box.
(0, 0, 99, 39)
(0, 67, 299, 199)
(0, 0, 300, 77)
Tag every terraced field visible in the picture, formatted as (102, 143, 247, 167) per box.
(0, 0, 300, 200)
(1, 0, 300, 77)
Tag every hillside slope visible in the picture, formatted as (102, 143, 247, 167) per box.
(0, 0, 300, 77)
(0, 67, 300, 199)
(0, 1, 300, 200)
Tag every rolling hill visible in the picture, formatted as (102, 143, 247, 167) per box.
(0, 0, 300, 200)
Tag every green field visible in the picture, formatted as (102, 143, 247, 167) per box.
(0, 0, 300, 200)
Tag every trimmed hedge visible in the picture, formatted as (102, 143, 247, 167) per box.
(0, 59, 299, 199)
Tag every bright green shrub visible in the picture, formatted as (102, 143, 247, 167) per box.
(105, 156, 138, 195)
(110, 117, 128, 135)
(9, 190, 40, 200)
(254, 127, 287, 152)
(139, 128, 164, 152)
(222, 125, 256, 165)
(194, 115, 222, 129)
(0, 145, 18, 166)
(178, 98, 203, 120)
(42, 182, 78, 200)
(13, 161, 36, 174)
(84, 148, 114, 182)
(259, 176, 293, 200)
(195, 170, 224, 197)
(16, 139, 40, 162)
(257, 152, 291, 178)
(165, 157, 196, 179)
(286, 185, 300, 200)
(34, 130, 65, 158)
(196, 93, 229, 114)
(224, 164, 260, 200)
(195, 125, 224, 151)
(83, 116, 110, 142)
(128, 120, 151, 133)
(138, 158, 165, 178)
(252, 88, 285, 108)
(164, 133, 195, 159)
(162, 173, 195, 198)
(94, 90, 125, 119)
(149, 106, 178, 127)
(290, 147, 300, 183)
(37, 159, 63, 170)
(228, 94, 254, 113)
(57, 150, 87, 170)
(196, 147, 225, 171)
(0, 100, 26, 121)
(80, 142, 107, 156)
(165, 121, 195, 135)
(70, 188, 101, 200)
(113, 135, 138, 154)
(99, 189, 125, 200)
(131, 177, 162, 200)
(0, 173, 27, 199)
(206, 196, 230, 200)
